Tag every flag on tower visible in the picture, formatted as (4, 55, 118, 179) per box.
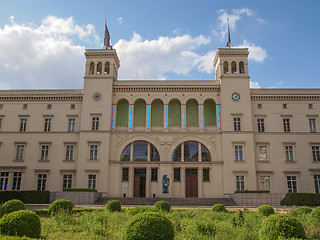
(104, 19, 112, 49)
(226, 18, 231, 48)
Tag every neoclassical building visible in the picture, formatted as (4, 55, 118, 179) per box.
(0, 46, 319, 199)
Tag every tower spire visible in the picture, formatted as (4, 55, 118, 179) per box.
(104, 19, 113, 49)
(226, 18, 231, 48)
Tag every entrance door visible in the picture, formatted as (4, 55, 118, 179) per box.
(186, 168, 198, 198)
(134, 168, 146, 197)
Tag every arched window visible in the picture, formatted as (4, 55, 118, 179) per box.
(172, 141, 211, 162)
(231, 61, 237, 73)
(168, 99, 181, 127)
(239, 61, 245, 73)
(96, 62, 102, 74)
(120, 141, 160, 161)
(116, 99, 129, 127)
(104, 61, 110, 74)
(204, 99, 216, 127)
(151, 99, 164, 127)
(134, 99, 146, 127)
(223, 61, 229, 74)
(186, 99, 198, 127)
(89, 62, 94, 75)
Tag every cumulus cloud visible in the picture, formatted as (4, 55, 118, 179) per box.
(235, 40, 267, 62)
(114, 32, 211, 80)
(250, 81, 261, 88)
(0, 16, 99, 89)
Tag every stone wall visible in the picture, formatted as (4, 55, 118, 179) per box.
(50, 192, 102, 204)
(230, 193, 286, 206)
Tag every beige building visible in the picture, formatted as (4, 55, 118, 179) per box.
(0, 46, 319, 199)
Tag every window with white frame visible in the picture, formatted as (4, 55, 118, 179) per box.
(122, 168, 129, 181)
(15, 144, 25, 160)
(312, 146, 320, 162)
(287, 176, 297, 193)
(236, 175, 245, 191)
(257, 118, 265, 132)
(0, 172, 9, 190)
(309, 118, 317, 133)
(88, 174, 96, 189)
(37, 174, 47, 190)
(40, 145, 49, 161)
(235, 145, 243, 161)
(259, 176, 270, 191)
(89, 145, 98, 160)
(92, 117, 99, 130)
(314, 175, 320, 193)
(19, 118, 27, 132)
(62, 174, 72, 189)
(68, 118, 75, 132)
(12, 172, 22, 190)
(258, 145, 268, 161)
(233, 117, 241, 131)
(44, 118, 51, 132)
(65, 145, 74, 161)
(285, 146, 294, 162)
(283, 118, 291, 132)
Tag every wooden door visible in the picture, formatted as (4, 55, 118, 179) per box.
(186, 172, 198, 198)
(134, 168, 146, 197)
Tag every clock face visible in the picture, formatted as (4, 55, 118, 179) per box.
(93, 93, 102, 101)
(232, 93, 240, 101)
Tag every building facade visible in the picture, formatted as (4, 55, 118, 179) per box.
(0, 47, 319, 198)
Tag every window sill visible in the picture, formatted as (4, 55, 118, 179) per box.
(87, 159, 99, 162)
(151, 180, 158, 182)
(38, 160, 49, 163)
(258, 160, 270, 163)
(13, 159, 24, 162)
(285, 161, 296, 164)
(312, 161, 320, 164)
(234, 160, 246, 163)
(63, 160, 75, 163)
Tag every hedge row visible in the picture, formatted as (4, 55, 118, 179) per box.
(62, 188, 97, 192)
(0, 191, 49, 204)
(280, 193, 320, 206)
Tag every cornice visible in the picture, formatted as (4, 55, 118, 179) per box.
(251, 88, 320, 101)
(113, 86, 220, 93)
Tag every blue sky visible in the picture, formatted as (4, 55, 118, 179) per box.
(0, 0, 319, 89)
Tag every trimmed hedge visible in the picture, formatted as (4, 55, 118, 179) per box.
(106, 200, 121, 212)
(49, 199, 74, 215)
(0, 190, 49, 204)
(212, 204, 226, 212)
(0, 236, 36, 240)
(258, 205, 275, 217)
(234, 190, 270, 193)
(0, 210, 41, 238)
(0, 199, 26, 217)
(289, 206, 312, 217)
(62, 188, 97, 192)
(310, 206, 320, 224)
(280, 193, 320, 206)
(154, 200, 171, 212)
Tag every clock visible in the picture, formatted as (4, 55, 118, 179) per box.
(93, 93, 102, 101)
(232, 93, 240, 101)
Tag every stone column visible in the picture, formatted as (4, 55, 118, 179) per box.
(198, 167, 203, 198)
(181, 167, 186, 198)
(146, 167, 151, 197)
(129, 167, 134, 197)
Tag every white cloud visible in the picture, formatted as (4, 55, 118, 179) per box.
(250, 81, 261, 88)
(235, 40, 267, 62)
(194, 51, 216, 74)
(118, 17, 123, 24)
(0, 16, 100, 89)
(114, 32, 211, 80)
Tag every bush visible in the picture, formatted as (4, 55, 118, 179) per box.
(0, 210, 41, 238)
(259, 214, 306, 240)
(310, 206, 320, 224)
(127, 206, 154, 215)
(122, 212, 174, 240)
(212, 204, 226, 212)
(105, 200, 121, 212)
(154, 200, 171, 212)
(280, 193, 320, 206)
(0, 236, 36, 240)
(289, 206, 312, 217)
(62, 188, 97, 192)
(49, 199, 74, 215)
(0, 199, 26, 217)
(257, 205, 275, 217)
(0, 190, 49, 204)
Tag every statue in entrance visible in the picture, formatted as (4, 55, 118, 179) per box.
(162, 173, 170, 193)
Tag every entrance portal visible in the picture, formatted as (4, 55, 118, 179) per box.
(134, 168, 146, 197)
(186, 168, 198, 198)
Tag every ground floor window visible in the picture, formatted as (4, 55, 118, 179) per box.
(37, 174, 47, 190)
(0, 172, 9, 190)
(63, 174, 72, 189)
(174, 168, 181, 182)
(88, 175, 96, 189)
(259, 176, 270, 191)
(12, 172, 22, 190)
(203, 168, 210, 182)
(151, 168, 158, 181)
(122, 168, 129, 181)
(314, 175, 320, 193)
(287, 176, 297, 193)
(236, 176, 245, 191)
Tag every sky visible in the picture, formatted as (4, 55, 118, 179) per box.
(0, 0, 319, 90)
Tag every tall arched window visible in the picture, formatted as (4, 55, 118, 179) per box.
(239, 61, 245, 73)
(104, 61, 110, 74)
(134, 99, 146, 127)
(151, 99, 164, 127)
(172, 141, 211, 162)
(89, 62, 94, 75)
(231, 61, 237, 73)
(120, 141, 160, 161)
(186, 99, 198, 127)
(223, 61, 229, 73)
(168, 99, 181, 127)
(97, 62, 102, 74)
(204, 99, 216, 127)
(116, 99, 129, 127)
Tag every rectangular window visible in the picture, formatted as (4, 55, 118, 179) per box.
(182, 105, 185, 129)
(112, 105, 115, 129)
(40, 145, 49, 161)
(259, 176, 270, 191)
(47, 104, 52, 109)
(37, 174, 47, 190)
(218, 106, 221, 130)
(287, 176, 297, 193)
(236, 176, 245, 191)
(15, 144, 24, 160)
(151, 168, 158, 181)
(308, 103, 313, 109)
(309, 118, 317, 133)
(174, 168, 181, 182)
(283, 104, 287, 109)
(62, 174, 72, 189)
(200, 105, 203, 129)
(258, 146, 268, 161)
(233, 117, 241, 131)
(19, 118, 27, 132)
(12, 172, 22, 190)
(164, 105, 168, 129)
(0, 172, 9, 190)
(23, 104, 27, 109)
(129, 105, 133, 129)
(0, 118, 2, 130)
(312, 146, 320, 162)
(44, 118, 51, 132)
(0, 104, 3, 109)
(257, 104, 262, 109)
(203, 168, 210, 182)
(147, 105, 150, 129)
(65, 145, 74, 161)
(283, 118, 291, 132)
(314, 175, 320, 193)
(88, 175, 96, 189)
(89, 145, 98, 160)
(70, 104, 75, 109)
(235, 145, 243, 161)
(68, 118, 75, 132)
(257, 118, 265, 132)
(285, 146, 294, 162)
(122, 168, 129, 181)
(92, 117, 99, 130)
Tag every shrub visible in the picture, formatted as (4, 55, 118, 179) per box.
(233, 210, 245, 227)
(212, 204, 226, 212)
(0, 236, 35, 240)
(49, 199, 74, 215)
(154, 200, 171, 212)
(280, 193, 320, 206)
(289, 206, 312, 217)
(127, 206, 154, 215)
(259, 214, 306, 240)
(0, 210, 41, 238)
(0, 190, 49, 204)
(122, 212, 174, 240)
(0, 199, 26, 217)
(62, 188, 97, 192)
(105, 199, 121, 212)
(310, 206, 320, 224)
(257, 205, 275, 217)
